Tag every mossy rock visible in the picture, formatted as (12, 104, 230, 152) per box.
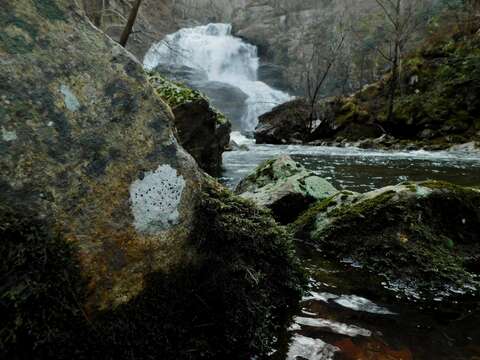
(292, 181, 480, 300)
(236, 156, 338, 224)
(147, 72, 231, 176)
(1, 180, 306, 359)
(171, 97, 231, 176)
(147, 73, 228, 126)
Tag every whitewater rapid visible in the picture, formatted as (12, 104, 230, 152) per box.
(143, 23, 291, 132)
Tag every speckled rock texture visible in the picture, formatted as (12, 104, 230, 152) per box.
(0, 0, 202, 311)
(0, 1, 304, 358)
(292, 181, 480, 300)
(236, 155, 337, 224)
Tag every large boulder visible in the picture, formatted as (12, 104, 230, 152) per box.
(255, 98, 310, 144)
(235, 156, 337, 223)
(255, 96, 384, 145)
(0, 2, 304, 358)
(148, 73, 231, 176)
(292, 181, 480, 300)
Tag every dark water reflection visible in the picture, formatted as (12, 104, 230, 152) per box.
(270, 244, 480, 360)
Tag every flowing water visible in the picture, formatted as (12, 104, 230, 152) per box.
(144, 23, 291, 133)
(144, 24, 480, 360)
(223, 133, 480, 192)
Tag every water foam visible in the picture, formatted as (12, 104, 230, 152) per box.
(144, 23, 291, 132)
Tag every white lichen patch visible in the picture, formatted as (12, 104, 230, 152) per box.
(1, 127, 17, 142)
(60, 84, 80, 112)
(130, 165, 186, 234)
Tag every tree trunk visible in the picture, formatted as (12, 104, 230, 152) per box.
(386, 0, 401, 123)
(119, 0, 143, 47)
(387, 45, 398, 123)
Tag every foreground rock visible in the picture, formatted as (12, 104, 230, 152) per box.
(292, 181, 480, 300)
(0, 2, 303, 358)
(235, 156, 337, 223)
(148, 73, 231, 176)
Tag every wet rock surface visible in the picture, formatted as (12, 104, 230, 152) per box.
(235, 155, 337, 224)
(0, 2, 304, 358)
(255, 99, 311, 145)
(292, 181, 480, 300)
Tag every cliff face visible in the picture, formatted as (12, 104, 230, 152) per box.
(231, 0, 350, 92)
(80, 0, 443, 95)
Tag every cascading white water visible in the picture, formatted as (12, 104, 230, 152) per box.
(144, 23, 291, 132)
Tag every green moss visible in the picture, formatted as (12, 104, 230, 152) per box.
(400, 182, 418, 192)
(295, 181, 480, 300)
(420, 180, 478, 193)
(0, 204, 87, 359)
(291, 195, 338, 232)
(212, 107, 228, 125)
(147, 73, 228, 126)
(181, 180, 307, 357)
(328, 190, 396, 221)
(148, 73, 202, 107)
(0, 10, 38, 54)
(1, 182, 306, 359)
(336, 100, 360, 125)
(404, 57, 424, 72)
(34, 0, 66, 21)
(331, 27, 480, 146)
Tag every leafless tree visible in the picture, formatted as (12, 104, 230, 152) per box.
(300, 25, 346, 136)
(373, 0, 428, 122)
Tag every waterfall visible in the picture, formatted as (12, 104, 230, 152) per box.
(143, 23, 291, 133)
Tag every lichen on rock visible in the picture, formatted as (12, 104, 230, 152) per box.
(130, 164, 186, 233)
(59, 84, 81, 112)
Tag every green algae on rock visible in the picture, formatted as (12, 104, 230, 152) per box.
(292, 181, 480, 300)
(148, 73, 231, 176)
(0, 1, 304, 358)
(235, 155, 338, 224)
